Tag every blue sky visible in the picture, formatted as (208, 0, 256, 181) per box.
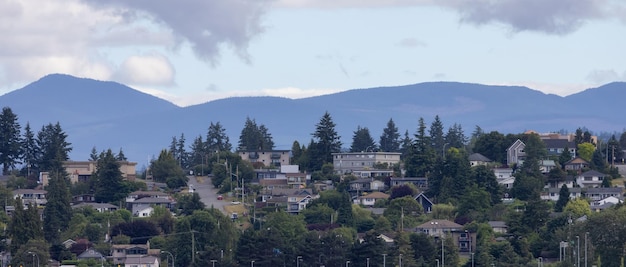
(0, 0, 625, 106)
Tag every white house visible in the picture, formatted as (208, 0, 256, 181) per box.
(576, 170, 607, 188)
(354, 192, 389, 206)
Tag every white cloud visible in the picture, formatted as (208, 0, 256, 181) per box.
(115, 54, 175, 86)
(586, 69, 626, 84)
(492, 81, 593, 97)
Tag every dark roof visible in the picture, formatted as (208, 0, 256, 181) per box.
(581, 170, 607, 177)
(468, 153, 492, 162)
(543, 139, 576, 149)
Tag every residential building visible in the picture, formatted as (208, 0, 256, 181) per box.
(468, 153, 492, 167)
(488, 221, 508, 234)
(238, 150, 290, 168)
(389, 177, 428, 190)
(256, 165, 311, 190)
(584, 187, 623, 201)
(564, 157, 590, 172)
(332, 152, 401, 177)
(414, 192, 434, 213)
(39, 160, 137, 186)
(576, 170, 607, 188)
(13, 189, 47, 207)
(349, 178, 386, 194)
(354, 192, 389, 206)
(543, 138, 576, 158)
(125, 191, 175, 217)
(506, 139, 526, 166)
(413, 219, 475, 253)
(111, 243, 160, 266)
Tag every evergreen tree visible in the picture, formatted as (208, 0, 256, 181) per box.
(36, 123, 72, 173)
(351, 231, 387, 267)
(379, 118, 401, 152)
(444, 123, 466, 150)
(473, 131, 507, 164)
(554, 184, 570, 212)
(310, 112, 342, 170)
(94, 149, 128, 203)
(558, 146, 573, 169)
(0, 107, 22, 174)
(238, 117, 274, 151)
(206, 121, 232, 152)
(116, 147, 127, 161)
(468, 125, 484, 153)
(350, 126, 376, 152)
(9, 198, 44, 253)
(89, 147, 99, 161)
(150, 149, 188, 188)
(429, 115, 445, 158)
(336, 192, 354, 227)
(410, 233, 437, 266)
(399, 130, 412, 159)
(21, 123, 37, 177)
(43, 172, 72, 243)
(404, 118, 435, 177)
(469, 165, 502, 205)
(176, 133, 186, 167)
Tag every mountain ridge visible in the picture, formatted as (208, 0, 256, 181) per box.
(1, 74, 625, 165)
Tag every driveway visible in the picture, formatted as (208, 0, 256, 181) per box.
(187, 176, 228, 214)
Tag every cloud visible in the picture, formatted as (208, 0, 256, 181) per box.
(586, 69, 625, 84)
(82, 0, 270, 65)
(276, 0, 625, 35)
(396, 38, 427, 48)
(114, 54, 175, 86)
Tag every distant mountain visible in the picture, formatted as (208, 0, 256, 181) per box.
(1, 74, 625, 165)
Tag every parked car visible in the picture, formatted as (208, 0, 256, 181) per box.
(217, 195, 223, 200)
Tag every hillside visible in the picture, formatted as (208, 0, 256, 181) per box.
(1, 74, 625, 164)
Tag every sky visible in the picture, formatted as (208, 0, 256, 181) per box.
(0, 0, 625, 107)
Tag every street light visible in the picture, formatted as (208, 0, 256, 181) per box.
(211, 259, 217, 267)
(382, 254, 386, 267)
(538, 257, 543, 267)
(435, 259, 440, 267)
(577, 235, 580, 267)
(161, 251, 175, 267)
(251, 260, 255, 267)
(27, 252, 39, 267)
(345, 260, 350, 267)
(399, 254, 402, 267)
(297, 256, 302, 267)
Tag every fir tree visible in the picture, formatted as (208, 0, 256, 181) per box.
(379, 118, 400, 152)
(0, 107, 22, 174)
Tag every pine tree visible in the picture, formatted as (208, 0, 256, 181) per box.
(405, 118, 435, 177)
(554, 184, 570, 212)
(43, 172, 72, 243)
(116, 147, 128, 161)
(310, 112, 342, 170)
(206, 121, 232, 152)
(399, 130, 412, 159)
(0, 107, 22, 175)
(36, 123, 72, 173)
(94, 149, 127, 203)
(379, 118, 400, 152)
(89, 147, 99, 161)
(444, 123, 466, 149)
(9, 198, 44, 253)
(350, 126, 376, 152)
(429, 115, 445, 158)
(21, 123, 37, 177)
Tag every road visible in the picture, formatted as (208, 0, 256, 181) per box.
(187, 175, 228, 214)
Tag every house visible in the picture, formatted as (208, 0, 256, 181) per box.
(389, 177, 428, 190)
(591, 196, 623, 212)
(564, 157, 590, 172)
(71, 202, 119, 212)
(414, 219, 463, 237)
(126, 190, 174, 216)
(256, 165, 311, 190)
(413, 220, 474, 253)
(539, 160, 557, 174)
(332, 152, 401, 177)
(123, 255, 159, 267)
(543, 138, 576, 158)
(13, 189, 47, 207)
(77, 248, 105, 261)
(576, 170, 607, 188)
(259, 178, 289, 190)
(354, 192, 389, 206)
(39, 160, 137, 186)
(506, 139, 526, 166)
(414, 192, 434, 213)
(286, 190, 314, 213)
(111, 243, 160, 265)
(488, 221, 508, 234)
(541, 187, 582, 201)
(468, 153, 492, 167)
(584, 187, 623, 201)
(238, 150, 290, 168)
(349, 178, 386, 193)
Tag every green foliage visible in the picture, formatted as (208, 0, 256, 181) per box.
(150, 149, 188, 188)
(473, 131, 507, 164)
(577, 142, 595, 162)
(36, 122, 72, 173)
(94, 149, 129, 203)
(563, 198, 591, 218)
(111, 220, 160, 244)
(554, 184, 570, 212)
(43, 173, 72, 243)
(9, 199, 44, 253)
(308, 112, 342, 171)
(176, 192, 206, 216)
(404, 118, 435, 177)
(350, 126, 377, 152)
(431, 203, 457, 220)
(238, 117, 274, 151)
(379, 118, 401, 152)
(0, 107, 22, 175)
(383, 196, 423, 230)
(302, 204, 334, 225)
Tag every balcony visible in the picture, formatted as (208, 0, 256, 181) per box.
(248, 153, 259, 159)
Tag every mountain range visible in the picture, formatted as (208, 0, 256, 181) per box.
(1, 74, 625, 167)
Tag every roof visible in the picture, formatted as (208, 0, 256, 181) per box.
(468, 153, 492, 162)
(390, 177, 427, 181)
(580, 170, 607, 177)
(133, 197, 174, 204)
(416, 219, 463, 229)
(565, 157, 589, 165)
(123, 255, 158, 264)
(13, 189, 47, 194)
(77, 249, 104, 259)
(488, 221, 507, 229)
(72, 202, 119, 210)
(543, 139, 576, 149)
(129, 191, 169, 196)
(259, 179, 288, 186)
(357, 192, 389, 199)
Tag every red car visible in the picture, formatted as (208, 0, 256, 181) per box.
(217, 195, 223, 200)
